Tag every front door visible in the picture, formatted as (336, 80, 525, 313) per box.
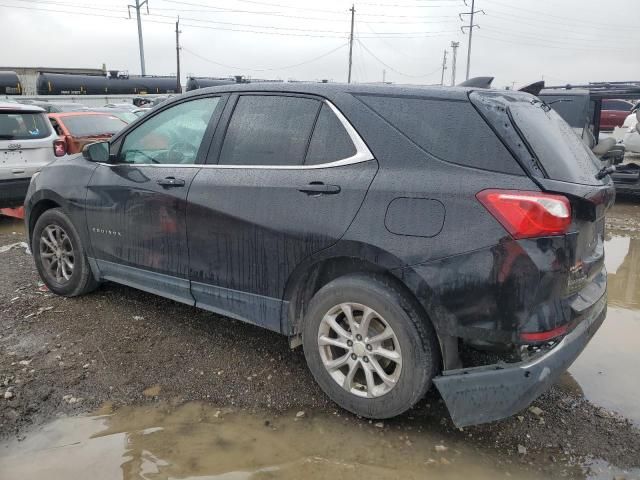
(187, 94, 377, 330)
(86, 95, 223, 304)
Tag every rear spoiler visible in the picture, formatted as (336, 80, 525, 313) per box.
(519, 81, 545, 96)
(458, 76, 494, 88)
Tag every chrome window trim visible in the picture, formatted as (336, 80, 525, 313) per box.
(102, 100, 374, 170)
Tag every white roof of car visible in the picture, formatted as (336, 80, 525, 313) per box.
(0, 101, 45, 113)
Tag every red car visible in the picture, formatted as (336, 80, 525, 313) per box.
(48, 112, 127, 155)
(599, 99, 634, 131)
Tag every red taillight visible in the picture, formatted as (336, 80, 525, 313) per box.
(53, 139, 66, 157)
(520, 324, 568, 342)
(476, 189, 571, 239)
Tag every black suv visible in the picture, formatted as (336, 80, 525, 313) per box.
(24, 84, 612, 427)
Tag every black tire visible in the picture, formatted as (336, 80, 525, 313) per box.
(302, 273, 440, 419)
(32, 208, 99, 297)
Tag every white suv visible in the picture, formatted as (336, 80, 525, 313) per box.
(1, 102, 60, 208)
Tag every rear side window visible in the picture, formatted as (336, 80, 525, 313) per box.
(305, 104, 356, 165)
(62, 115, 126, 137)
(357, 95, 523, 175)
(219, 95, 320, 166)
(0, 112, 50, 140)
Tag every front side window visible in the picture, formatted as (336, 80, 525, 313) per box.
(0, 112, 50, 140)
(120, 97, 219, 165)
(218, 95, 320, 166)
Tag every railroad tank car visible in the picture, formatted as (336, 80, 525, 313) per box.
(36, 72, 178, 95)
(186, 77, 237, 91)
(0, 71, 22, 95)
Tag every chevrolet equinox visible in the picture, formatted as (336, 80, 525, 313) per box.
(24, 84, 612, 427)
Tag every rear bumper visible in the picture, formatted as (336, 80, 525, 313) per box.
(0, 177, 31, 209)
(433, 293, 607, 427)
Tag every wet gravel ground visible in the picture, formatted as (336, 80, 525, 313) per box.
(1, 220, 639, 478)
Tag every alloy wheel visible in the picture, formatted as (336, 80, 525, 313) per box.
(317, 302, 402, 398)
(39, 224, 75, 284)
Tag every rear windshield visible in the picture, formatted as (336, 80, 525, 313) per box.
(471, 91, 603, 186)
(509, 100, 602, 185)
(62, 115, 126, 137)
(0, 112, 50, 140)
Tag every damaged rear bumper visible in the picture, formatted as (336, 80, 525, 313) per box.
(433, 294, 607, 428)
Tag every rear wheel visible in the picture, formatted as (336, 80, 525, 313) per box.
(32, 208, 99, 297)
(302, 273, 440, 419)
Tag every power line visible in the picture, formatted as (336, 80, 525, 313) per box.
(474, 33, 637, 52)
(357, 39, 442, 79)
(482, 0, 637, 31)
(181, 42, 348, 72)
(480, 23, 636, 49)
(0, 2, 126, 19)
(147, 10, 459, 36)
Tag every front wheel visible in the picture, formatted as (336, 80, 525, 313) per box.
(302, 273, 440, 419)
(32, 208, 99, 297)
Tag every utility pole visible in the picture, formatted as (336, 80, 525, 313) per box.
(382, 69, 386, 83)
(175, 17, 181, 93)
(450, 41, 459, 86)
(348, 4, 355, 84)
(128, 0, 149, 76)
(460, 0, 484, 80)
(440, 49, 448, 86)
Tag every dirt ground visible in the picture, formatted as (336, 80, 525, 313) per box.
(1, 210, 639, 478)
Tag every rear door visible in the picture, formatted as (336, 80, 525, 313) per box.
(187, 93, 377, 331)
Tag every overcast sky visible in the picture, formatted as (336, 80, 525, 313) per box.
(1, 0, 638, 89)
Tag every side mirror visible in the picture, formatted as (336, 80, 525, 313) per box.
(82, 141, 110, 163)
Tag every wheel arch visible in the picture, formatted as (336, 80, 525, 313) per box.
(282, 250, 456, 369)
(28, 197, 63, 240)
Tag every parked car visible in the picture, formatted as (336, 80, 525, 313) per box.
(19, 100, 87, 113)
(0, 102, 59, 208)
(24, 84, 611, 427)
(47, 112, 127, 155)
(104, 103, 139, 112)
(599, 99, 634, 131)
(86, 107, 141, 124)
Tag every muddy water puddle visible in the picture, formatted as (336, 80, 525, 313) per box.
(0, 403, 542, 480)
(568, 201, 640, 425)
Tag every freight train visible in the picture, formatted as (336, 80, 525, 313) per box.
(186, 76, 284, 91)
(0, 71, 22, 95)
(36, 71, 179, 95)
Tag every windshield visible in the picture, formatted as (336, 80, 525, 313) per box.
(0, 111, 50, 140)
(62, 114, 126, 137)
(509, 99, 603, 186)
(111, 111, 138, 123)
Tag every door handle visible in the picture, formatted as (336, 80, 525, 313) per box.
(157, 177, 186, 188)
(298, 182, 341, 195)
